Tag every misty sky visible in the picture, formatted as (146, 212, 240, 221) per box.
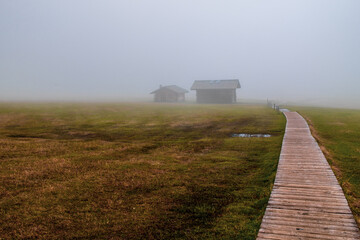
(1, 0, 360, 107)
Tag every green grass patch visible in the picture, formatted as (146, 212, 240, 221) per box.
(0, 103, 285, 239)
(291, 106, 360, 227)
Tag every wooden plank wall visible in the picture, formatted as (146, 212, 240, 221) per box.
(257, 112, 360, 240)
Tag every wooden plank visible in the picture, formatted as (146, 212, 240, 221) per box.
(256, 111, 360, 239)
(272, 189, 344, 197)
(265, 208, 356, 220)
(273, 183, 343, 190)
(270, 193, 348, 203)
(261, 218, 359, 233)
(259, 227, 359, 240)
(267, 203, 352, 214)
(258, 232, 328, 240)
(260, 223, 360, 238)
(268, 198, 349, 207)
(262, 216, 359, 229)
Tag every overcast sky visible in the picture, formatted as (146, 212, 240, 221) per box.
(1, 0, 359, 107)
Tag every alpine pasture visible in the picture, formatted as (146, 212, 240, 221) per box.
(0, 103, 285, 239)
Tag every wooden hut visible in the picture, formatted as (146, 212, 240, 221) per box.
(150, 85, 188, 102)
(190, 79, 241, 103)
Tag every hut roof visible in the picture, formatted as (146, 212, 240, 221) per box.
(150, 85, 189, 94)
(191, 79, 241, 90)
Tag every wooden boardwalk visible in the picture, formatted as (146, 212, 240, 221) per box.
(257, 111, 360, 240)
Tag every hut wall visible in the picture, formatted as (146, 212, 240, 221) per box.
(196, 89, 236, 103)
(154, 90, 182, 102)
(177, 93, 185, 102)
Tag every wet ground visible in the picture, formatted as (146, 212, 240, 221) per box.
(232, 133, 271, 138)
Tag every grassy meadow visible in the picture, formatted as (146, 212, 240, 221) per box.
(292, 107, 360, 228)
(0, 103, 285, 239)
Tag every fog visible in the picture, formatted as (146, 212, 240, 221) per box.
(1, 0, 360, 108)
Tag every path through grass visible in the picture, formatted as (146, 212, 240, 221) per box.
(293, 107, 360, 228)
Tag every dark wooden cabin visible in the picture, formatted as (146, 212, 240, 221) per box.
(150, 85, 188, 102)
(191, 79, 241, 104)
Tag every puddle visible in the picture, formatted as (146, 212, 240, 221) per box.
(232, 133, 271, 138)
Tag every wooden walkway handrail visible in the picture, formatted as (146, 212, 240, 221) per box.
(257, 111, 360, 239)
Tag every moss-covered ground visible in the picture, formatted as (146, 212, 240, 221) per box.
(0, 103, 285, 239)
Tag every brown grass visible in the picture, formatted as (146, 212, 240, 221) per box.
(0, 103, 285, 239)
